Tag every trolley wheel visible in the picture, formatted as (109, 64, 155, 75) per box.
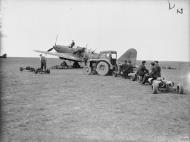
(46, 69, 50, 74)
(152, 81, 159, 94)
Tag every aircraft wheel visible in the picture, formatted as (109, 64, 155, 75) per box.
(152, 81, 159, 94)
(177, 84, 184, 94)
(96, 61, 109, 76)
(20, 67, 23, 71)
(83, 66, 91, 75)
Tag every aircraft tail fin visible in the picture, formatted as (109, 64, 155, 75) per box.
(118, 48, 137, 66)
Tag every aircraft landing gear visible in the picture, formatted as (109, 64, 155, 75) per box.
(73, 62, 81, 68)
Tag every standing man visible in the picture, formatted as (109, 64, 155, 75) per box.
(154, 61, 161, 78)
(40, 54, 46, 71)
(83, 53, 88, 66)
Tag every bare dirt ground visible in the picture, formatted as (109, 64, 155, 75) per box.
(1, 59, 190, 142)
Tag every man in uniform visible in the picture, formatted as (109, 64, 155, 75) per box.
(119, 60, 127, 74)
(154, 61, 161, 78)
(122, 60, 133, 78)
(136, 60, 149, 78)
(142, 62, 157, 84)
(40, 54, 46, 71)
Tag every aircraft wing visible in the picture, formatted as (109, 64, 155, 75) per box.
(34, 50, 82, 62)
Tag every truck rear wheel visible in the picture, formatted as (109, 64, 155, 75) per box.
(96, 61, 109, 76)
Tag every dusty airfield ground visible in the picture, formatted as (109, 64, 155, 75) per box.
(1, 59, 190, 142)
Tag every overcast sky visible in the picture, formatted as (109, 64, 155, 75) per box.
(1, 0, 189, 61)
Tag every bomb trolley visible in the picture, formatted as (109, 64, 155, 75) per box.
(148, 78, 184, 94)
(19, 66, 50, 74)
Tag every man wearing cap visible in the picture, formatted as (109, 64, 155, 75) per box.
(136, 60, 149, 79)
(40, 54, 46, 71)
(142, 62, 157, 84)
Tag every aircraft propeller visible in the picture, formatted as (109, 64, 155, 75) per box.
(91, 49, 96, 54)
(47, 35, 59, 52)
(55, 35, 58, 45)
(47, 47, 54, 52)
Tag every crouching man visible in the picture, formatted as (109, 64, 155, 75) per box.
(133, 60, 149, 81)
(142, 62, 157, 84)
(122, 60, 133, 78)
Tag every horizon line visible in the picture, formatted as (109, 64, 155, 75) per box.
(3, 56, 190, 63)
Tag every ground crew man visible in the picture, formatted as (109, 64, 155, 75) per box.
(120, 60, 128, 73)
(142, 62, 157, 84)
(40, 54, 46, 71)
(122, 60, 133, 78)
(154, 61, 161, 78)
(137, 61, 149, 78)
(132, 60, 149, 81)
(83, 54, 88, 66)
(70, 40, 75, 48)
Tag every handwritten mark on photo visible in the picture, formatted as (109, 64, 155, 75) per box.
(168, 0, 183, 14)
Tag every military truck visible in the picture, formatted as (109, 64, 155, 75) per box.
(84, 50, 118, 76)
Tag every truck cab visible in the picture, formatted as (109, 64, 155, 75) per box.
(85, 50, 118, 76)
(99, 50, 117, 66)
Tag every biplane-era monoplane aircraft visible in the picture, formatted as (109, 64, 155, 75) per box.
(34, 37, 97, 67)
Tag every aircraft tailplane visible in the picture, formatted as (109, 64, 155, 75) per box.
(118, 48, 137, 66)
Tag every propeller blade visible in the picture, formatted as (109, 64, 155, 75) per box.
(92, 49, 96, 54)
(55, 34, 59, 45)
(47, 47, 54, 52)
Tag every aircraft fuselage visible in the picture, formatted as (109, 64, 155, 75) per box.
(53, 45, 74, 53)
